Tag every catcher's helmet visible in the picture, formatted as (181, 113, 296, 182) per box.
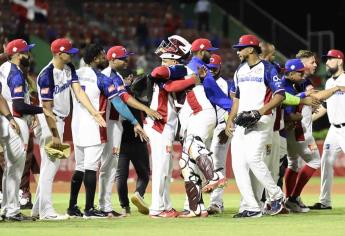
(155, 35, 191, 60)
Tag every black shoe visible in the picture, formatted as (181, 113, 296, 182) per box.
(20, 202, 33, 210)
(101, 210, 123, 218)
(83, 208, 107, 219)
(233, 210, 262, 218)
(309, 202, 332, 210)
(67, 205, 83, 217)
(6, 213, 35, 221)
(121, 207, 131, 216)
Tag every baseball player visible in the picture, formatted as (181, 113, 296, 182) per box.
(66, 44, 148, 219)
(0, 39, 55, 221)
(282, 56, 344, 213)
(283, 50, 336, 212)
(146, 35, 202, 218)
(31, 38, 106, 220)
(99, 45, 160, 216)
(206, 54, 234, 214)
(225, 34, 286, 218)
(259, 43, 320, 211)
(178, 38, 233, 218)
(309, 50, 345, 210)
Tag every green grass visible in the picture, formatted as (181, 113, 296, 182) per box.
(1, 179, 345, 236)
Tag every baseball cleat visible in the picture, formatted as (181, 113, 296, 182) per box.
(177, 209, 208, 218)
(207, 204, 224, 215)
(285, 198, 304, 213)
(131, 192, 149, 215)
(149, 210, 178, 218)
(121, 206, 131, 216)
(101, 210, 124, 218)
(83, 208, 107, 219)
(295, 197, 310, 213)
(233, 210, 262, 218)
(66, 205, 83, 218)
(40, 214, 69, 221)
(6, 213, 36, 221)
(270, 197, 286, 215)
(309, 202, 332, 210)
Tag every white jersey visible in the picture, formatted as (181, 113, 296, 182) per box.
(37, 62, 79, 118)
(300, 80, 314, 138)
(147, 81, 178, 134)
(183, 66, 214, 113)
(325, 73, 345, 124)
(72, 67, 117, 146)
(234, 60, 284, 114)
(215, 77, 230, 124)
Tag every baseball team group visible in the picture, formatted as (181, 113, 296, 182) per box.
(0, 33, 344, 221)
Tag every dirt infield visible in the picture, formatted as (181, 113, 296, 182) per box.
(29, 178, 345, 194)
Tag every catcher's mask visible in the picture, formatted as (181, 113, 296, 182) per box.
(155, 35, 191, 60)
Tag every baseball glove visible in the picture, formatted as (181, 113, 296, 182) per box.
(44, 141, 71, 160)
(234, 110, 261, 129)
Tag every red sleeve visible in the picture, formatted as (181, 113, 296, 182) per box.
(120, 92, 132, 103)
(151, 66, 170, 79)
(163, 77, 196, 92)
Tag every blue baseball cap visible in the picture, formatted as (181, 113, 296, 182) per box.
(285, 59, 306, 73)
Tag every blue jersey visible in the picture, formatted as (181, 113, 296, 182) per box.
(37, 62, 79, 117)
(7, 63, 28, 100)
(187, 56, 232, 112)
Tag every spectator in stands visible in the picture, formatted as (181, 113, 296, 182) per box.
(195, 0, 211, 32)
(136, 16, 150, 53)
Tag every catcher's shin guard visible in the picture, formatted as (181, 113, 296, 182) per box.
(184, 181, 202, 213)
(184, 135, 214, 180)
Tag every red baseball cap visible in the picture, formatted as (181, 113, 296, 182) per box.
(51, 38, 79, 54)
(322, 49, 344, 60)
(106, 46, 134, 60)
(207, 54, 222, 68)
(5, 39, 35, 55)
(191, 38, 218, 52)
(233, 34, 260, 49)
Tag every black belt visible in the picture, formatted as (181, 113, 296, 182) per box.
(53, 113, 66, 121)
(333, 123, 345, 128)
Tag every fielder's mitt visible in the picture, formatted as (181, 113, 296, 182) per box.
(44, 141, 71, 160)
(234, 110, 261, 129)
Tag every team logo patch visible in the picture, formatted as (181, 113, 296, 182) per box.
(108, 84, 116, 93)
(14, 86, 23, 93)
(41, 87, 50, 94)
